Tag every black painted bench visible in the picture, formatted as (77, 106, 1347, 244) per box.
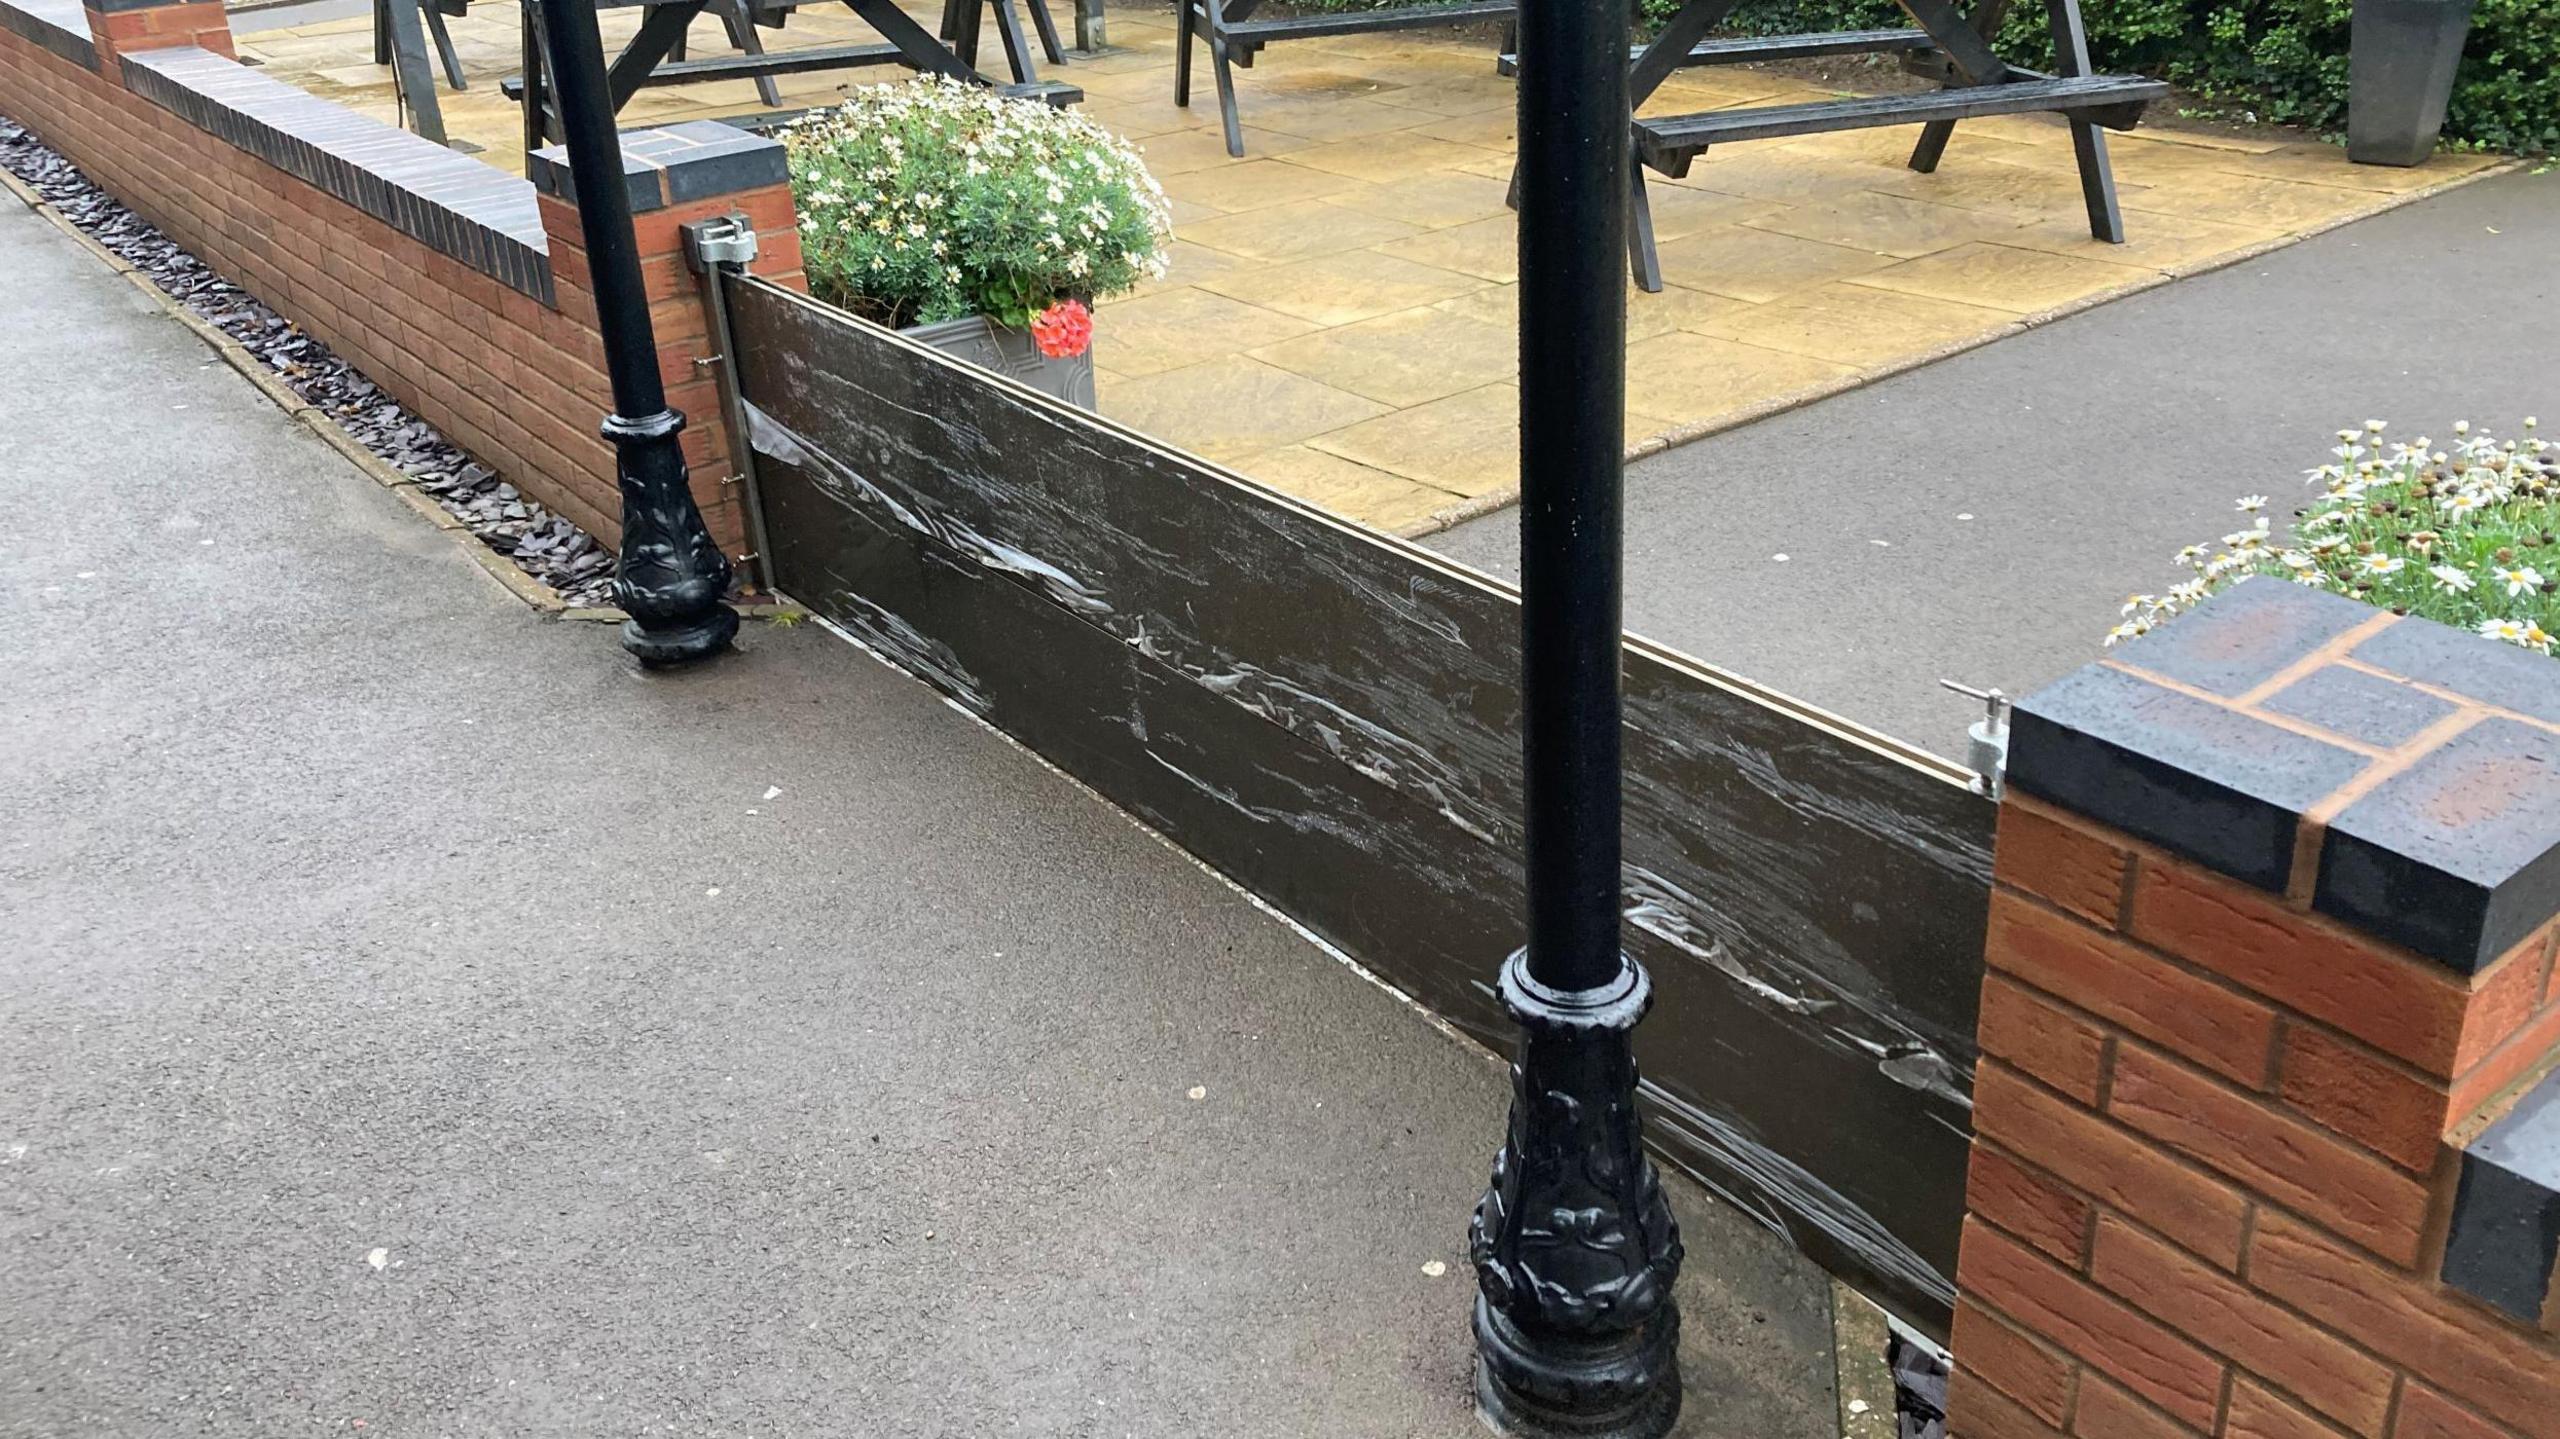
(1175, 0, 1517, 158)
(1518, 0, 2163, 291)
(1634, 72, 2165, 176)
(1497, 26, 1934, 77)
(504, 0, 1080, 161)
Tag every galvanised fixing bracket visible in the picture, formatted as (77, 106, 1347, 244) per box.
(682, 214, 760, 274)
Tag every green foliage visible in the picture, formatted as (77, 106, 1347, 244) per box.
(1193, 0, 2557, 149)
(1653, 0, 2555, 152)
(2116, 419, 2560, 656)
(782, 78, 1174, 329)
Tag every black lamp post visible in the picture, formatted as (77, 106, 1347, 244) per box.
(1466, 0, 1684, 1428)
(537, 0, 740, 665)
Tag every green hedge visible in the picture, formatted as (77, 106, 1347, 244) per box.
(1274, 0, 2558, 152)
(1655, 0, 2558, 152)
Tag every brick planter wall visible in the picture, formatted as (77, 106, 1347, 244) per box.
(1951, 580, 2560, 1439)
(0, 0, 804, 564)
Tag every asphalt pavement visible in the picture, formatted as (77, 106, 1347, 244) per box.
(0, 193, 1841, 1435)
(1431, 166, 2559, 759)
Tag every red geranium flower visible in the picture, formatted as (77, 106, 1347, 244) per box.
(1030, 298, 1093, 360)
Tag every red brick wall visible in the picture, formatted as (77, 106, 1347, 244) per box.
(82, 0, 228, 81)
(1952, 590, 2560, 1439)
(539, 185, 805, 547)
(1, 7, 803, 565)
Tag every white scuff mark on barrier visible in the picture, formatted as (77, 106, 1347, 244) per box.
(1642, 1084, 1957, 1310)
(748, 393, 1516, 851)
(1842, 1035, 1975, 1111)
(749, 400, 1114, 615)
(828, 590, 991, 715)
(1623, 866, 1836, 1016)
(945, 516, 1114, 614)
(1622, 865, 1975, 1111)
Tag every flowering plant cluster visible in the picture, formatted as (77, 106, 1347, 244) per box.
(2113, 418, 2560, 655)
(781, 78, 1172, 341)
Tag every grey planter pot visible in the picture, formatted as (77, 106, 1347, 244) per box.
(2348, 0, 2475, 166)
(903, 313, 1098, 411)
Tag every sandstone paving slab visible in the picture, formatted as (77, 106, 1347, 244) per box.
(1309, 380, 1525, 495)
(2126, 167, 2481, 231)
(1103, 353, 1387, 460)
(1997, 208, 2288, 272)
(237, 1, 2518, 532)
(1090, 284, 1318, 377)
(1373, 212, 1518, 283)
(1651, 224, 1905, 303)
(1247, 301, 1516, 407)
(1242, 443, 1459, 529)
(1848, 240, 2158, 313)
(1282, 133, 1498, 185)
(1159, 156, 1371, 214)
(1690, 282, 2018, 369)
(1743, 189, 2036, 259)
(1617, 330, 1858, 429)
(1322, 168, 1514, 229)
(1196, 248, 1488, 327)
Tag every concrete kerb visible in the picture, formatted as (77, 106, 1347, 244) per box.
(1830, 1282, 1899, 1439)
(1391, 154, 2526, 542)
(0, 160, 806, 628)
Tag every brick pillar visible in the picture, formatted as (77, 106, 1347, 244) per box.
(81, 0, 232, 82)
(1951, 580, 2560, 1439)
(530, 120, 806, 572)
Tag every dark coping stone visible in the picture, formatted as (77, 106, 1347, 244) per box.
(1, 0, 97, 67)
(2317, 718, 2560, 972)
(2443, 1071, 2560, 1322)
(527, 140, 666, 214)
(85, 0, 204, 13)
(118, 46, 553, 300)
(2008, 663, 2370, 893)
(2263, 664, 2458, 749)
(631, 119, 789, 205)
(2357, 618, 2560, 727)
(2112, 578, 2381, 699)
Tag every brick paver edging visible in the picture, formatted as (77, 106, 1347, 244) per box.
(1952, 578, 2560, 1439)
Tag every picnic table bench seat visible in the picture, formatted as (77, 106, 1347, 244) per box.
(1504, 0, 2164, 291)
(1632, 71, 2165, 176)
(1175, 0, 1518, 158)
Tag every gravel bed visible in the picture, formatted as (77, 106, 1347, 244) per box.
(0, 115, 620, 606)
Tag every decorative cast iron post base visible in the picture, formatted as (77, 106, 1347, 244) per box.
(1472, 949, 1684, 1438)
(605, 407, 738, 666)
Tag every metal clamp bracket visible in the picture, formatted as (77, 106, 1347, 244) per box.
(681, 214, 761, 274)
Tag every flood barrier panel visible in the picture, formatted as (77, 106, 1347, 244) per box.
(720, 274, 1998, 1335)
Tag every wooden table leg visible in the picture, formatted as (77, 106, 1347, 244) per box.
(382, 0, 449, 144)
(712, 0, 786, 106)
(605, 2, 708, 110)
(421, 0, 467, 88)
(844, 0, 981, 80)
(988, 0, 1037, 81)
(1025, 0, 1065, 66)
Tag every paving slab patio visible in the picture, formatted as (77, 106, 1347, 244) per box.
(236, 0, 2505, 534)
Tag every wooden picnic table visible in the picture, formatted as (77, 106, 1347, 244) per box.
(508, 0, 1078, 157)
(1501, 0, 2165, 290)
(366, 0, 1077, 152)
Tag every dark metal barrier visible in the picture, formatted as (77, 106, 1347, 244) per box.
(719, 273, 1997, 1335)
